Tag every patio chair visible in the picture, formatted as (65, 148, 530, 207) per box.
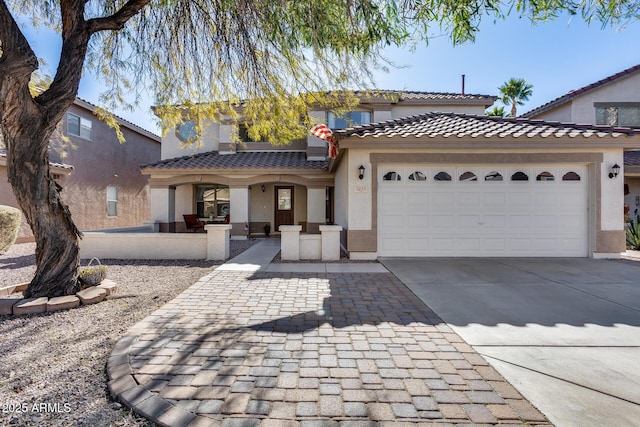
(183, 214, 205, 232)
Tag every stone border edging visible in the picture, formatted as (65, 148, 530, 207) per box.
(0, 280, 118, 316)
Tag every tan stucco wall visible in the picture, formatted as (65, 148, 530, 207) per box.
(0, 165, 32, 241)
(53, 103, 160, 234)
(530, 70, 640, 124)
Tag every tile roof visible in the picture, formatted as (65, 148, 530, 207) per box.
(141, 151, 329, 171)
(354, 90, 496, 102)
(0, 149, 74, 170)
(624, 150, 640, 165)
(521, 64, 640, 118)
(338, 112, 639, 140)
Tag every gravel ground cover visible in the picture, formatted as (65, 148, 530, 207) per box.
(0, 240, 257, 426)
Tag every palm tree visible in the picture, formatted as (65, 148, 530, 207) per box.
(486, 106, 507, 117)
(499, 78, 533, 117)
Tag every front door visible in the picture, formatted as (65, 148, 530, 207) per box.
(275, 186, 294, 232)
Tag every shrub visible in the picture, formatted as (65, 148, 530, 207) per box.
(626, 216, 640, 250)
(0, 205, 21, 254)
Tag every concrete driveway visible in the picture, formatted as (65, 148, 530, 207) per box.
(380, 257, 640, 427)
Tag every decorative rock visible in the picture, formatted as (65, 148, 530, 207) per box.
(76, 287, 107, 305)
(0, 285, 16, 296)
(14, 282, 29, 292)
(13, 297, 49, 315)
(0, 298, 19, 315)
(97, 280, 118, 296)
(47, 295, 81, 312)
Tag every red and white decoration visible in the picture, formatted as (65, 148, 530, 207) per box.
(310, 124, 338, 159)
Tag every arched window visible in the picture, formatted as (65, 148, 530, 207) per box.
(562, 171, 581, 181)
(408, 171, 427, 181)
(383, 171, 401, 181)
(511, 171, 529, 181)
(536, 171, 555, 181)
(459, 171, 478, 182)
(434, 171, 452, 181)
(485, 171, 503, 181)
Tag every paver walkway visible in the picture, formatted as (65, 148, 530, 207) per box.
(108, 241, 550, 426)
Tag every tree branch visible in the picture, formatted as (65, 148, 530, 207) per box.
(0, 0, 39, 81)
(87, 0, 151, 33)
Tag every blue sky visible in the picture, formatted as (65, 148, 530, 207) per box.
(19, 12, 640, 134)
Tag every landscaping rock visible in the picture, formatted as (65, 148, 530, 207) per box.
(0, 285, 16, 296)
(0, 298, 19, 315)
(13, 297, 48, 315)
(47, 295, 81, 312)
(76, 287, 107, 305)
(97, 280, 118, 296)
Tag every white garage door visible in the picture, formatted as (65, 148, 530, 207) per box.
(378, 165, 589, 257)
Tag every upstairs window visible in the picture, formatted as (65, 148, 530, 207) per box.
(238, 124, 267, 143)
(67, 113, 92, 140)
(596, 104, 640, 128)
(327, 111, 371, 130)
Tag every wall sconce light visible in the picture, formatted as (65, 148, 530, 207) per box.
(358, 165, 365, 180)
(261, 185, 266, 192)
(609, 163, 620, 179)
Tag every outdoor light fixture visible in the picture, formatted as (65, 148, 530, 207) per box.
(609, 163, 621, 179)
(261, 185, 266, 192)
(358, 165, 365, 180)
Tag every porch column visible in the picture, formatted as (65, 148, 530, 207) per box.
(280, 225, 302, 260)
(306, 186, 326, 234)
(229, 186, 249, 240)
(206, 224, 232, 260)
(150, 186, 176, 232)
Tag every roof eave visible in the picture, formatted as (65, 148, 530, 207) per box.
(339, 135, 640, 150)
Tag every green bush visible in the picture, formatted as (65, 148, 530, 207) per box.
(626, 216, 640, 250)
(0, 205, 22, 254)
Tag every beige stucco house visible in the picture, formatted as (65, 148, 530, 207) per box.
(143, 91, 640, 258)
(0, 98, 161, 242)
(522, 64, 640, 223)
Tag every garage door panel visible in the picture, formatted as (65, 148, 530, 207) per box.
(431, 215, 454, 228)
(483, 192, 507, 207)
(457, 215, 480, 227)
(508, 215, 533, 228)
(457, 192, 480, 206)
(431, 192, 455, 207)
(406, 215, 428, 228)
(480, 215, 506, 227)
(378, 164, 588, 257)
(508, 192, 532, 206)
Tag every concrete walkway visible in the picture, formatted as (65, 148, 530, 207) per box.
(107, 241, 550, 426)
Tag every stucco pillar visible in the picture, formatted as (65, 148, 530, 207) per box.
(229, 186, 249, 240)
(206, 224, 232, 260)
(320, 225, 342, 261)
(150, 186, 176, 232)
(280, 225, 302, 260)
(306, 187, 326, 234)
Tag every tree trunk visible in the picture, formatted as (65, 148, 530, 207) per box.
(3, 90, 82, 298)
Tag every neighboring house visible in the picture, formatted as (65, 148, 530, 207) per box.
(522, 64, 640, 222)
(142, 90, 640, 258)
(0, 98, 161, 243)
(0, 150, 73, 241)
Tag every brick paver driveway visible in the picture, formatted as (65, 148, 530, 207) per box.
(108, 270, 550, 426)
